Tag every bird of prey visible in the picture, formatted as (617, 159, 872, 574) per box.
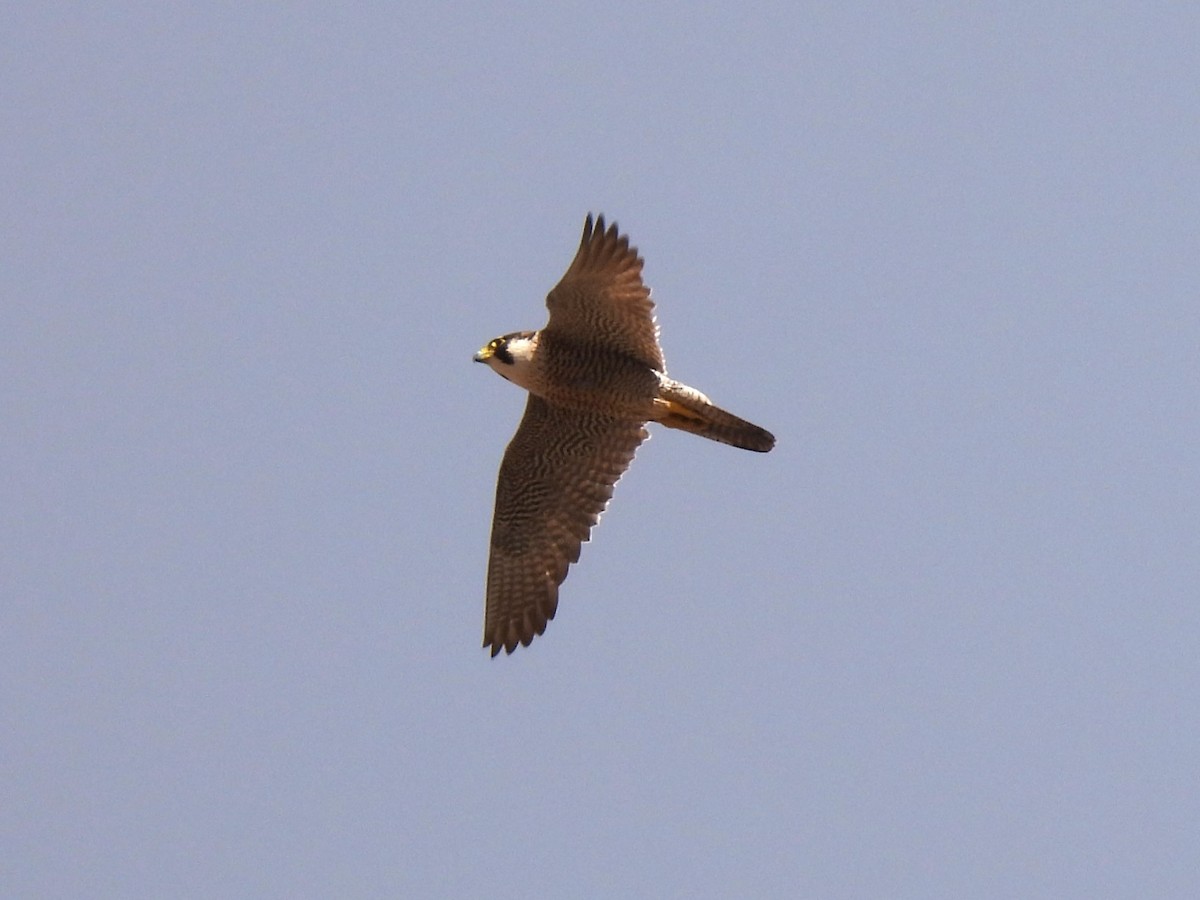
(474, 214, 774, 656)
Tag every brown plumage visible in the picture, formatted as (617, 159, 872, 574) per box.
(474, 214, 774, 656)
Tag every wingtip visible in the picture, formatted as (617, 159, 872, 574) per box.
(483, 638, 526, 658)
(583, 212, 621, 242)
(483, 611, 554, 657)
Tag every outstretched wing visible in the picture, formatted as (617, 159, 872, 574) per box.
(543, 213, 664, 371)
(484, 394, 648, 656)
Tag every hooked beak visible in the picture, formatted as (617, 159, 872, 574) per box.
(473, 346, 492, 363)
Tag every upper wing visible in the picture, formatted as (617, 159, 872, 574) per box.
(483, 394, 648, 656)
(543, 214, 664, 371)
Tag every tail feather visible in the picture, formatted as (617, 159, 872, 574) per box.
(656, 380, 775, 453)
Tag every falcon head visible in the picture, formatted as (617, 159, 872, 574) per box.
(474, 331, 539, 387)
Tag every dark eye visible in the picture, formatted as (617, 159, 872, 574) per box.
(494, 340, 514, 364)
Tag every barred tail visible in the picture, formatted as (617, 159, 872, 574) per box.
(655, 379, 775, 453)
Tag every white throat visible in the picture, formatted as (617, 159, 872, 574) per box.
(492, 335, 540, 390)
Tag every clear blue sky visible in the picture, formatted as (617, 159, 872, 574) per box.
(3, 5, 1198, 897)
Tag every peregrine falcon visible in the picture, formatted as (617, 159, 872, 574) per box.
(474, 214, 774, 656)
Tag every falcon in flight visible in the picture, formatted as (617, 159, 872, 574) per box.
(474, 214, 775, 656)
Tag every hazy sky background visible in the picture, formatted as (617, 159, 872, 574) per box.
(4, 4, 1198, 897)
